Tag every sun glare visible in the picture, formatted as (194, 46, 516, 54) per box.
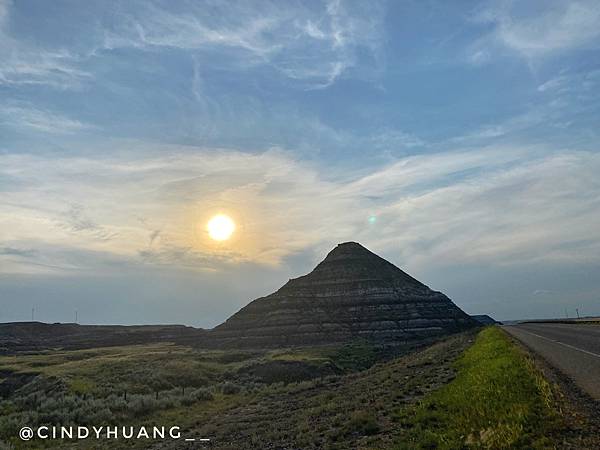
(207, 214, 235, 241)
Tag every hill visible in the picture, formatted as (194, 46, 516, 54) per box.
(208, 242, 476, 347)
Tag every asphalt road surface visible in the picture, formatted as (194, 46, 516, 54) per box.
(503, 323, 600, 400)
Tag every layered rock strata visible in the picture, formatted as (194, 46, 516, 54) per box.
(209, 242, 476, 347)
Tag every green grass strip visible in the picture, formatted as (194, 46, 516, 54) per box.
(395, 327, 562, 449)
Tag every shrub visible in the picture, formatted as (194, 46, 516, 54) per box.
(69, 377, 96, 395)
(220, 382, 242, 395)
(345, 411, 380, 436)
(191, 388, 214, 401)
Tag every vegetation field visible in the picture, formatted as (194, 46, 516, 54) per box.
(0, 328, 589, 449)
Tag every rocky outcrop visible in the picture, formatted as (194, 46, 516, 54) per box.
(208, 242, 477, 348)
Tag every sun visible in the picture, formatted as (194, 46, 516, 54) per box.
(207, 214, 235, 241)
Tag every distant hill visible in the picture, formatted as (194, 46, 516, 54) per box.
(208, 242, 477, 347)
(471, 315, 501, 325)
(0, 322, 204, 354)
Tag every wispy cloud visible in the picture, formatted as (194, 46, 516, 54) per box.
(0, 49, 92, 89)
(103, 0, 385, 89)
(448, 110, 547, 144)
(537, 69, 600, 94)
(0, 1, 91, 89)
(0, 103, 94, 134)
(469, 0, 600, 63)
(449, 66, 600, 146)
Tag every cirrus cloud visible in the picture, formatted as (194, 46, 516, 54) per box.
(1, 143, 599, 277)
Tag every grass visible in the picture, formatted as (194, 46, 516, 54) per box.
(329, 339, 378, 371)
(394, 327, 562, 449)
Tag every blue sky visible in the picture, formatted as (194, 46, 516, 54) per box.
(1, 0, 600, 326)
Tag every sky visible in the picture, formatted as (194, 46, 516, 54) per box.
(1, 0, 600, 326)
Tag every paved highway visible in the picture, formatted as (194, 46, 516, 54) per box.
(503, 323, 600, 400)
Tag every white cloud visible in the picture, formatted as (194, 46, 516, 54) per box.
(2, 144, 599, 276)
(537, 75, 569, 93)
(103, 3, 280, 56)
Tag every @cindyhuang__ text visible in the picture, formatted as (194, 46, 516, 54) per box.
(18, 425, 210, 443)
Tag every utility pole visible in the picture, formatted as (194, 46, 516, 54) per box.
(75, 310, 78, 324)
(576, 308, 580, 319)
(31, 307, 35, 321)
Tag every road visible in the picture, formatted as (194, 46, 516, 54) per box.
(503, 323, 600, 400)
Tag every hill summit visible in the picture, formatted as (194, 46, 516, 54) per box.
(209, 242, 476, 347)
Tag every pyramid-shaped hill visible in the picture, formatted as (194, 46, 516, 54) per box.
(208, 242, 477, 348)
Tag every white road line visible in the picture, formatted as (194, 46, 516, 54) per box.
(514, 328, 600, 359)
